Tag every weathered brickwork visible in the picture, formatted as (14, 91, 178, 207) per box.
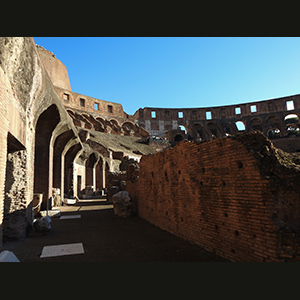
(4, 150, 29, 240)
(134, 96, 300, 153)
(127, 132, 300, 262)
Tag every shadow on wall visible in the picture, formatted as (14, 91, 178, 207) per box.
(3, 206, 33, 242)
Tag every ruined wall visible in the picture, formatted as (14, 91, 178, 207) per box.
(136, 95, 300, 152)
(36, 45, 71, 91)
(55, 87, 128, 121)
(127, 132, 300, 262)
(0, 37, 82, 248)
(4, 150, 29, 240)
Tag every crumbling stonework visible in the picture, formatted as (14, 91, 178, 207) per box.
(126, 132, 300, 262)
(134, 96, 300, 152)
(4, 150, 29, 240)
(112, 191, 136, 218)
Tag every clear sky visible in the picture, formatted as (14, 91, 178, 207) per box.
(34, 37, 300, 115)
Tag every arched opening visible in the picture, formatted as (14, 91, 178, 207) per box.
(174, 134, 184, 142)
(34, 104, 60, 209)
(207, 122, 220, 138)
(52, 129, 74, 204)
(122, 122, 135, 136)
(110, 119, 120, 127)
(235, 121, 246, 131)
(178, 125, 187, 133)
(266, 115, 282, 129)
(95, 117, 106, 132)
(284, 114, 300, 136)
(287, 125, 300, 136)
(284, 114, 299, 124)
(64, 143, 82, 199)
(250, 118, 263, 132)
(193, 124, 204, 140)
(85, 153, 97, 189)
(110, 119, 121, 134)
(268, 128, 281, 139)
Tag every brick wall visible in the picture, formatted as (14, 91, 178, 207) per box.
(126, 132, 300, 262)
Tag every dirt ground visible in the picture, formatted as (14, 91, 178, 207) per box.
(2, 199, 228, 262)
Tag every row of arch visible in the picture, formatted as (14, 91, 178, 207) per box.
(67, 109, 149, 138)
(174, 113, 300, 142)
(33, 105, 118, 211)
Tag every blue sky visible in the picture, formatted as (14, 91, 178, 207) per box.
(34, 37, 300, 115)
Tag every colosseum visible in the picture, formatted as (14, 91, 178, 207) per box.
(1, 37, 300, 261)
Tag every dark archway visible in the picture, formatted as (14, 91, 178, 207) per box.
(85, 152, 97, 190)
(34, 104, 60, 209)
(52, 130, 75, 194)
(174, 134, 184, 142)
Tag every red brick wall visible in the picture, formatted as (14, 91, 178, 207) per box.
(126, 132, 300, 262)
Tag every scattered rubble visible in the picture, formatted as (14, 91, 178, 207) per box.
(33, 215, 51, 233)
(112, 191, 136, 218)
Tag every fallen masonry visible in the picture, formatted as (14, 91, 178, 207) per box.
(112, 191, 136, 218)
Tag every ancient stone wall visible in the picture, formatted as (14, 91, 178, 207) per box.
(0, 37, 82, 248)
(135, 95, 300, 152)
(36, 45, 71, 90)
(55, 87, 128, 121)
(126, 132, 300, 262)
(4, 150, 29, 240)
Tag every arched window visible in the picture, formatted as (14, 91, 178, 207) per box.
(284, 114, 299, 124)
(235, 121, 246, 131)
(178, 125, 187, 133)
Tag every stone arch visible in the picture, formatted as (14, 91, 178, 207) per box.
(265, 115, 282, 128)
(67, 110, 81, 127)
(193, 123, 204, 140)
(174, 134, 184, 142)
(109, 119, 121, 134)
(110, 118, 120, 127)
(250, 117, 263, 132)
(207, 122, 221, 138)
(64, 143, 82, 199)
(284, 113, 299, 124)
(235, 121, 246, 131)
(95, 117, 107, 132)
(122, 121, 136, 136)
(85, 152, 98, 194)
(34, 104, 61, 209)
(178, 125, 187, 133)
(67, 109, 76, 118)
(268, 128, 281, 139)
(76, 113, 92, 130)
(82, 113, 104, 132)
(265, 115, 284, 137)
(284, 114, 300, 136)
(52, 128, 75, 202)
